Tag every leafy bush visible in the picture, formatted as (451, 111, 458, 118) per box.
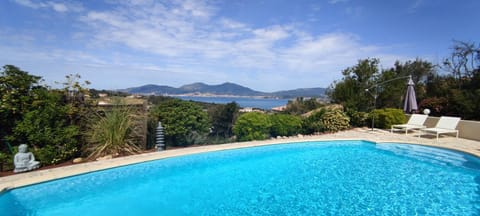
(0, 152, 8, 171)
(370, 108, 406, 129)
(419, 97, 449, 116)
(203, 136, 237, 145)
(208, 102, 239, 138)
(269, 114, 302, 137)
(185, 131, 208, 145)
(0, 65, 42, 141)
(233, 112, 271, 141)
(322, 109, 350, 132)
(302, 109, 326, 134)
(8, 89, 80, 165)
(33, 145, 58, 165)
(346, 110, 369, 127)
(150, 99, 210, 147)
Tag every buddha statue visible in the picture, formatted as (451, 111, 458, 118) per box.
(14, 144, 40, 173)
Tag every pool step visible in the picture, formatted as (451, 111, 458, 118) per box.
(376, 144, 469, 167)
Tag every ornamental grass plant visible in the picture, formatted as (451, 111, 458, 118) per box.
(85, 99, 141, 159)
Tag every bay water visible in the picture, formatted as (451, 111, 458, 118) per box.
(175, 96, 289, 110)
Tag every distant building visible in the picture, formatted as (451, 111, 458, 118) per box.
(127, 94, 143, 99)
(239, 107, 254, 113)
(271, 105, 286, 112)
(239, 107, 265, 113)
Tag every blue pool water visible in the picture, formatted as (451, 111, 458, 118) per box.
(1, 141, 480, 215)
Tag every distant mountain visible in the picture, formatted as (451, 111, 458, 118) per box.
(270, 88, 327, 99)
(121, 82, 326, 98)
(124, 84, 185, 95)
(179, 82, 264, 96)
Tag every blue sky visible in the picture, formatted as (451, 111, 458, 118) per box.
(1, 0, 479, 91)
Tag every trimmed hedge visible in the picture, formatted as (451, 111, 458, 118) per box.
(370, 108, 406, 129)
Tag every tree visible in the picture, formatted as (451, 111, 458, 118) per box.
(151, 99, 210, 146)
(208, 102, 239, 138)
(0, 69, 85, 165)
(327, 58, 380, 112)
(0, 65, 42, 142)
(443, 41, 480, 83)
(419, 40, 480, 120)
(10, 88, 80, 165)
(233, 112, 271, 141)
(57, 74, 92, 128)
(376, 59, 434, 109)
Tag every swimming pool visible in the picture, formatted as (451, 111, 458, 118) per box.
(1, 140, 479, 215)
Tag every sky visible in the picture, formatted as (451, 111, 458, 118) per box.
(1, 0, 479, 92)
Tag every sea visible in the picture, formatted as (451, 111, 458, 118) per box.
(175, 96, 290, 110)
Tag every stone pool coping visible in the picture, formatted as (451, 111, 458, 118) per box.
(1, 128, 479, 192)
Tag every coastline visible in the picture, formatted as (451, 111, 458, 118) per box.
(165, 93, 283, 99)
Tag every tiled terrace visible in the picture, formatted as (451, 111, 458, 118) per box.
(1, 128, 479, 191)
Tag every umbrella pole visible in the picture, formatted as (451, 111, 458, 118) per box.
(372, 86, 378, 131)
(365, 75, 412, 131)
(365, 85, 378, 131)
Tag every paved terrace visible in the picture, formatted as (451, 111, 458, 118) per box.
(1, 128, 480, 192)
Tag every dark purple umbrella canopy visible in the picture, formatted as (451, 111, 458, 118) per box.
(403, 77, 418, 113)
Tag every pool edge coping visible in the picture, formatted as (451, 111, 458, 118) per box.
(1, 131, 479, 192)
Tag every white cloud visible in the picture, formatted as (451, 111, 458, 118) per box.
(12, 0, 83, 13)
(328, 0, 349, 5)
(50, 3, 68, 12)
(409, 0, 424, 13)
(8, 0, 412, 91)
(75, 0, 411, 90)
(13, 0, 39, 8)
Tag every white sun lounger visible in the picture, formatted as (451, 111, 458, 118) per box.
(391, 114, 428, 134)
(419, 116, 461, 141)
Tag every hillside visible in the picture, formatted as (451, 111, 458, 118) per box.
(179, 82, 265, 96)
(121, 82, 326, 98)
(271, 88, 326, 99)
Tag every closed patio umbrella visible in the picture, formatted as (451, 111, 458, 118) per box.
(403, 76, 418, 113)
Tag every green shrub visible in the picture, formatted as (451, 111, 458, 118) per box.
(151, 99, 210, 147)
(204, 136, 237, 145)
(302, 109, 327, 134)
(8, 90, 81, 165)
(370, 108, 406, 129)
(269, 114, 302, 137)
(233, 112, 271, 141)
(346, 110, 369, 127)
(322, 109, 350, 132)
(0, 152, 8, 171)
(33, 145, 57, 165)
(208, 102, 240, 138)
(418, 97, 449, 116)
